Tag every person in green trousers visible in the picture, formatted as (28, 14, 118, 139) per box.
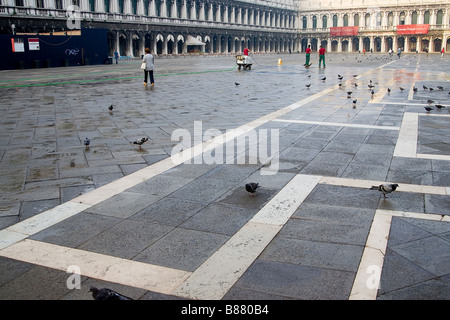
(304, 45, 311, 66)
(318, 45, 326, 68)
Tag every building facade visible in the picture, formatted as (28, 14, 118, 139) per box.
(298, 0, 449, 53)
(0, 0, 300, 57)
(0, 0, 449, 57)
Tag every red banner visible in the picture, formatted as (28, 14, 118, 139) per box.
(396, 24, 430, 35)
(330, 26, 359, 36)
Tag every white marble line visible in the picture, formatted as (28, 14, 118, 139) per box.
(0, 239, 191, 295)
(393, 112, 418, 158)
(273, 119, 399, 131)
(172, 174, 322, 300)
(349, 212, 392, 300)
(319, 176, 448, 195)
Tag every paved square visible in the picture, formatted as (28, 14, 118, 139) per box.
(0, 52, 449, 301)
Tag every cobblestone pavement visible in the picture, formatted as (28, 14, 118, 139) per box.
(0, 52, 449, 303)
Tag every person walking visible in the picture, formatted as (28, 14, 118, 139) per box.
(397, 47, 401, 59)
(142, 48, 154, 87)
(114, 50, 119, 64)
(304, 44, 311, 66)
(442, 47, 445, 58)
(318, 45, 326, 68)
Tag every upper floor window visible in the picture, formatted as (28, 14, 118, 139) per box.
(332, 14, 337, 27)
(322, 15, 327, 28)
(312, 15, 317, 29)
(387, 12, 393, 26)
(354, 14, 359, 26)
(436, 10, 443, 25)
(411, 11, 417, 24)
(424, 10, 430, 24)
(399, 11, 406, 25)
(302, 16, 307, 29)
(343, 14, 348, 27)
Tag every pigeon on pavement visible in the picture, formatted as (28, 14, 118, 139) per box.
(89, 286, 133, 300)
(370, 183, 399, 198)
(245, 182, 260, 196)
(132, 137, 149, 149)
(84, 137, 90, 149)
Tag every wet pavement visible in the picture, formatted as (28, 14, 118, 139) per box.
(0, 52, 449, 303)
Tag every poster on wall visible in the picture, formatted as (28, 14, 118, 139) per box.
(11, 38, 25, 52)
(397, 24, 430, 34)
(330, 27, 359, 36)
(28, 38, 40, 50)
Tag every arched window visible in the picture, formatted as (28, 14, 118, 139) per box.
(436, 10, 443, 25)
(354, 14, 359, 26)
(399, 11, 406, 25)
(365, 13, 370, 27)
(302, 16, 307, 29)
(333, 14, 338, 27)
(411, 11, 418, 24)
(104, 0, 110, 13)
(376, 12, 381, 26)
(322, 15, 327, 28)
(387, 12, 394, 26)
(424, 10, 430, 24)
(343, 14, 348, 27)
(312, 15, 317, 29)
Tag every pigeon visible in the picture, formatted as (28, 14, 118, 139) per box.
(437, 86, 444, 90)
(354, 83, 358, 87)
(424, 106, 433, 112)
(368, 84, 375, 89)
(245, 182, 260, 196)
(427, 99, 434, 105)
(435, 104, 445, 109)
(321, 77, 326, 81)
(132, 137, 149, 149)
(84, 137, 90, 149)
(305, 84, 311, 88)
(423, 85, 428, 90)
(413, 87, 418, 92)
(338, 75, 343, 80)
(429, 87, 434, 91)
(235, 82, 240, 86)
(371, 89, 374, 96)
(352, 99, 357, 104)
(108, 104, 114, 112)
(370, 183, 399, 198)
(387, 88, 391, 93)
(89, 286, 133, 300)
(399, 87, 405, 91)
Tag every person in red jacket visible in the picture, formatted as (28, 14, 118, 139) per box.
(318, 45, 326, 68)
(304, 45, 311, 66)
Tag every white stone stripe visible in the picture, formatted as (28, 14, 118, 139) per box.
(173, 174, 321, 300)
(319, 176, 448, 195)
(0, 202, 91, 250)
(416, 153, 450, 161)
(250, 174, 322, 226)
(349, 212, 392, 300)
(376, 209, 450, 222)
(394, 112, 418, 158)
(273, 118, 399, 131)
(350, 208, 450, 300)
(0, 239, 191, 295)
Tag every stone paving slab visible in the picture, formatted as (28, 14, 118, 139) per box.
(0, 53, 449, 304)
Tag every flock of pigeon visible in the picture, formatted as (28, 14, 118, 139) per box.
(86, 60, 448, 300)
(83, 104, 150, 151)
